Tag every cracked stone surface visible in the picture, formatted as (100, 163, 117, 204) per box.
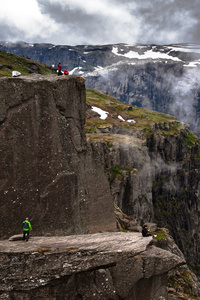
(1, 232, 148, 253)
(0, 232, 186, 300)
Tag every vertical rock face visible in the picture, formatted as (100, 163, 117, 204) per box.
(148, 132, 200, 265)
(0, 75, 116, 238)
(88, 128, 200, 266)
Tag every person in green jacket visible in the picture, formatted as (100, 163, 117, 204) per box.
(22, 217, 32, 241)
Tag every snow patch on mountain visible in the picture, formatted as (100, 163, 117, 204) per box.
(85, 62, 122, 77)
(91, 106, 108, 120)
(127, 119, 136, 123)
(117, 115, 136, 123)
(112, 46, 181, 62)
(118, 115, 125, 121)
(184, 61, 200, 67)
(167, 44, 200, 54)
(69, 67, 84, 75)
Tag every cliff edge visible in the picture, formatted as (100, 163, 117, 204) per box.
(1, 231, 200, 300)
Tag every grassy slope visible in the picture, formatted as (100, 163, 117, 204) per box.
(86, 89, 193, 138)
(0, 49, 56, 76)
(85, 88, 200, 150)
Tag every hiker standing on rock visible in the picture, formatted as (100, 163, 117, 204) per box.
(57, 62, 62, 76)
(22, 217, 32, 241)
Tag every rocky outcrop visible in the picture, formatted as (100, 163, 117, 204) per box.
(0, 75, 116, 238)
(1, 231, 200, 300)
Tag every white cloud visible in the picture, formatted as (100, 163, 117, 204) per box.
(0, 0, 58, 41)
(0, 0, 200, 45)
(46, 0, 140, 45)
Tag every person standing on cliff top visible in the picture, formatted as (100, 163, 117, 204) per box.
(22, 217, 32, 241)
(57, 62, 62, 76)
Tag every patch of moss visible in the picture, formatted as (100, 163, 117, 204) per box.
(183, 130, 200, 148)
(153, 229, 167, 241)
(168, 272, 197, 299)
(119, 221, 128, 232)
(143, 128, 153, 138)
(105, 165, 135, 183)
(37, 247, 51, 253)
(84, 125, 97, 133)
(112, 165, 123, 177)
(66, 247, 79, 251)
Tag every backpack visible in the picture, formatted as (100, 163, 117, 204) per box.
(23, 221, 29, 229)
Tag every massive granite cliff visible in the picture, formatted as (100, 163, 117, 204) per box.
(0, 75, 116, 238)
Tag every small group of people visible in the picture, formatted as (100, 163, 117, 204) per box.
(21, 219, 156, 242)
(57, 62, 69, 76)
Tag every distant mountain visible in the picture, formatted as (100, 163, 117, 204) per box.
(1, 41, 200, 135)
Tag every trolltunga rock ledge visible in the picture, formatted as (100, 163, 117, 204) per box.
(0, 231, 187, 300)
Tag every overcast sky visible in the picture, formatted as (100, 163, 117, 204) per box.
(1, 0, 200, 46)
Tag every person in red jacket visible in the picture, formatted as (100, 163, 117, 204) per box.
(64, 68, 69, 75)
(57, 62, 62, 76)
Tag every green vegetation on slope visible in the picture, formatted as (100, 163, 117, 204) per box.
(85, 88, 185, 138)
(0, 49, 56, 76)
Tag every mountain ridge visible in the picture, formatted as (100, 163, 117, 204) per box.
(1, 41, 200, 136)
